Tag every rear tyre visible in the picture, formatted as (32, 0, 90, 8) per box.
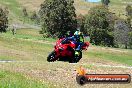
(47, 51, 57, 62)
(78, 51, 82, 61)
(74, 51, 82, 63)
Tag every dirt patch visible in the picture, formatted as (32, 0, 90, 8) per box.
(0, 45, 41, 60)
(88, 45, 130, 54)
(17, 38, 55, 45)
(0, 62, 131, 88)
(0, 35, 131, 87)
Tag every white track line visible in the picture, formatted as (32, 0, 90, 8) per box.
(75, 63, 132, 69)
(93, 64, 132, 69)
(0, 60, 38, 63)
(0, 60, 132, 69)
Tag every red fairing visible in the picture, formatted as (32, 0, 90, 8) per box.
(54, 38, 76, 57)
(47, 38, 90, 62)
(82, 42, 90, 50)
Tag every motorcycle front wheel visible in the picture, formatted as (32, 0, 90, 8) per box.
(47, 51, 57, 62)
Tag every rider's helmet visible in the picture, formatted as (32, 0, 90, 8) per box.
(74, 28, 81, 36)
(74, 28, 81, 41)
(74, 28, 84, 42)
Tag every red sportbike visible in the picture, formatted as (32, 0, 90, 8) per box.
(47, 38, 90, 63)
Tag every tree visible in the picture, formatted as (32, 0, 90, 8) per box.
(101, 0, 110, 6)
(4, 7, 9, 16)
(125, 5, 132, 48)
(126, 5, 132, 17)
(114, 20, 130, 49)
(126, 5, 132, 28)
(84, 5, 114, 46)
(22, 7, 29, 23)
(30, 11, 40, 24)
(129, 31, 132, 49)
(39, 0, 77, 37)
(22, 7, 28, 17)
(77, 14, 86, 34)
(0, 7, 8, 33)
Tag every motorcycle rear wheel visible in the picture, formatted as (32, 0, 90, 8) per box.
(74, 51, 82, 63)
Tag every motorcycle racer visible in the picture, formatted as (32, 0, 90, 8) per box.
(61, 28, 84, 56)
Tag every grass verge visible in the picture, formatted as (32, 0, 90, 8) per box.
(85, 50, 132, 66)
(0, 70, 53, 88)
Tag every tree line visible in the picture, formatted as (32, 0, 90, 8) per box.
(38, 0, 132, 49)
(22, 7, 40, 24)
(0, 0, 132, 49)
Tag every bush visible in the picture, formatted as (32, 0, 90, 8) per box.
(114, 20, 130, 49)
(0, 7, 8, 33)
(84, 5, 115, 46)
(30, 11, 40, 24)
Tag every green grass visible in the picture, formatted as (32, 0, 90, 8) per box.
(0, 70, 53, 88)
(75, 0, 132, 18)
(0, 28, 132, 87)
(0, 35, 52, 55)
(1, 0, 131, 24)
(0, 1, 132, 88)
(110, 0, 132, 4)
(0, 55, 15, 61)
(1, 29, 56, 42)
(85, 49, 132, 66)
(0, 0, 21, 15)
(0, 0, 35, 24)
(0, 28, 132, 66)
(0, 30, 54, 61)
(17, 28, 41, 37)
(0, 0, 23, 23)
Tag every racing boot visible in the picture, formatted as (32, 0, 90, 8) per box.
(75, 51, 79, 56)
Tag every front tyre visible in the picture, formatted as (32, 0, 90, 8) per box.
(47, 51, 57, 62)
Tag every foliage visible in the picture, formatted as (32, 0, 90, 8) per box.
(22, 7, 28, 17)
(3, 7, 9, 15)
(128, 31, 132, 48)
(101, 0, 110, 6)
(125, 5, 132, 48)
(84, 5, 114, 46)
(114, 20, 130, 49)
(39, 0, 77, 37)
(0, 7, 8, 33)
(30, 11, 40, 24)
(77, 14, 86, 34)
(126, 5, 132, 17)
(108, 5, 132, 49)
(126, 5, 132, 28)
